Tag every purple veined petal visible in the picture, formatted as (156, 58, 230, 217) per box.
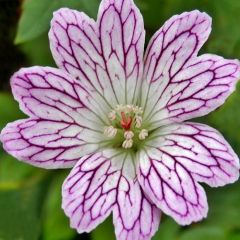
(10, 66, 108, 128)
(147, 56, 240, 127)
(138, 151, 208, 225)
(142, 10, 211, 113)
(102, 150, 161, 240)
(0, 119, 100, 168)
(0, 67, 107, 168)
(141, 10, 240, 127)
(97, 0, 145, 104)
(62, 152, 119, 233)
(49, 8, 117, 108)
(113, 179, 161, 240)
(147, 122, 239, 187)
(137, 122, 240, 225)
(49, 0, 145, 106)
(62, 150, 161, 239)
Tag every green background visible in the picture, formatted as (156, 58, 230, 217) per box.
(0, 0, 240, 239)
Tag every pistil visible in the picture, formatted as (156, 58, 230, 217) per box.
(120, 112, 132, 130)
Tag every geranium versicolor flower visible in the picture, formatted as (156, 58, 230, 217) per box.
(1, 0, 240, 239)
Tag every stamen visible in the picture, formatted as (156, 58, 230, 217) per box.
(122, 139, 133, 149)
(124, 131, 134, 140)
(104, 104, 148, 149)
(139, 129, 148, 140)
(104, 126, 117, 138)
(126, 104, 134, 112)
(135, 115, 142, 128)
(108, 111, 116, 120)
(133, 106, 143, 115)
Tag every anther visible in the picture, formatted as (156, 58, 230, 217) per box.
(126, 104, 134, 112)
(122, 139, 133, 149)
(135, 115, 142, 128)
(104, 126, 117, 138)
(139, 129, 148, 140)
(133, 106, 143, 115)
(124, 131, 134, 140)
(108, 111, 116, 121)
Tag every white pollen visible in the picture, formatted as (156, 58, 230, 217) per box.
(139, 129, 148, 140)
(124, 131, 134, 139)
(133, 106, 143, 115)
(135, 115, 142, 128)
(108, 111, 116, 120)
(126, 104, 134, 112)
(122, 139, 133, 149)
(104, 126, 117, 138)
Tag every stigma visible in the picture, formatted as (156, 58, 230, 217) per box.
(103, 104, 148, 149)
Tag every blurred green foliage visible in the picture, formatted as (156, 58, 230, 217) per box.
(15, 0, 100, 44)
(0, 0, 240, 240)
(42, 172, 76, 240)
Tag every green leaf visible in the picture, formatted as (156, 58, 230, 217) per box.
(20, 33, 55, 66)
(0, 188, 41, 240)
(0, 92, 25, 130)
(42, 171, 76, 240)
(206, 0, 240, 58)
(15, 0, 100, 44)
(152, 218, 180, 240)
(228, 232, 240, 240)
(0, 153, 49, 240)
(205, 182, 240, 229)
(91, 216, 115, 240)
(179, 226, 227, 240)
(0, 153, 37, 189)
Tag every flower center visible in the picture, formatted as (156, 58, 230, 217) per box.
(103, 104, 148, 149)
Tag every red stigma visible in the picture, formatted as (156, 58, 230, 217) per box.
(120, 112, 132, 130)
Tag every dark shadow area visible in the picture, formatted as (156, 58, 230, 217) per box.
(0, 0, 26, 90)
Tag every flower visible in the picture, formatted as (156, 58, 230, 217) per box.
(1, 0, 240, 239)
